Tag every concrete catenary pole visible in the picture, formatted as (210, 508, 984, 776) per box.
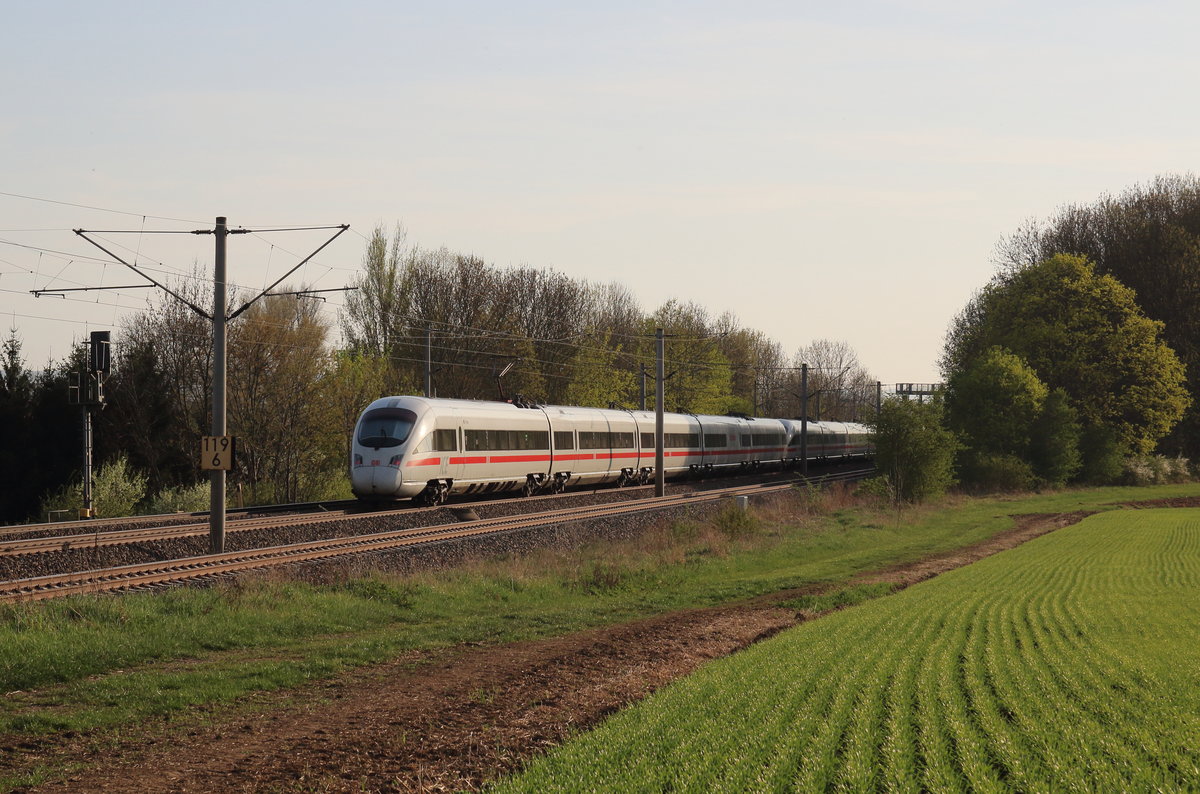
(655, 327, 665, 497)
(81, 401, 93, 518)
(800, 362, 809, 477)
(210, 217, 228, 554)
(425, 325, 433, 398)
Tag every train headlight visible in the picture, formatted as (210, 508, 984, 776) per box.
(353, 453, 363, 465)
(389, 455, 403, 466)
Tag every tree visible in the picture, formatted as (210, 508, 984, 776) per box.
(229, 292, 340, 503)
(108, 265, 216, 483)
(946, 347, 1047, 458)
(945, 347, 1048, 492)
(322, 351, 392, 462)
(1029, 389, 1082, 486)
(563, 334, 637, 408)
(792, 339, 877, 421)
(341, 223, 409, 361)
(645, 300, 733, 414)
(101, 337, 185, 494)
(26, 354, 86, 522)
(713, 315, 789, 417)
(942, 254, 1189, 455)
(0, 329, 36, 522)
(995, 174, 1200, 455)
(868, 397, 958, 504)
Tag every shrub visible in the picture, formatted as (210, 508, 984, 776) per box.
(958, 451, 1035, 493)
(854, 476, 894, 504)
(36, 455, 147, 520)
(713, 500, 761, 539)
(1123, 455, 1194, 486)
(141, 481, 210, 515)
(868, 397, 959, 504)
(1078, 426, 1126, 484)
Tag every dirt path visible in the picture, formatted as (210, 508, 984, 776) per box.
(9, 510, 1090, 793)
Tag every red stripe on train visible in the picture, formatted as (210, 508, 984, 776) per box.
(488, 454, 553, 463)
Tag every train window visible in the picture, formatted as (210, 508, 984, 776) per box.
(357, 407, 417, 449)
(518, 431, 549, 450)
(579, 431, 607, 449)
(741, 435, 751, 447)
(554, 431, 574, 450)
(641, 433, 654, 449)
(704, 433, 726, 447)
(664, 433, 699, 448)
(464, 429, 548, 451)
(433, 429, 458, 452)
(751, 433, 783, 446)
(611, 432, 635, 448)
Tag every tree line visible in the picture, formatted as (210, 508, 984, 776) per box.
(884, 174, 1199, 502)
(342, 226, 878, 419)
(0, 227, 877, 524)
(16, 171, 1190, 522)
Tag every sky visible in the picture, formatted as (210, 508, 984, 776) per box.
(3, 0, 1198, 386)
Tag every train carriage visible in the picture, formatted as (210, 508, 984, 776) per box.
(351, 396, 872, 505)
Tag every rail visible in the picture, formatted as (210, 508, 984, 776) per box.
(0, 468, 872, 602)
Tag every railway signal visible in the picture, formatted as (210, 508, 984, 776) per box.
(67, 330, 111, 519)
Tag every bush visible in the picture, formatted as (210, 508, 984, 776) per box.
(141, 481, 210, 515)
(958, 451, 1035, 493)
(1078, 426, 1127, 484)
(36, 455, 147, 520)
(868, 397, 959, 504)
(1123, 455, 1193, 486)
(713, 500, 761, 539)
(854, 476, 894, 504)
(1030, 389, 1082, 486)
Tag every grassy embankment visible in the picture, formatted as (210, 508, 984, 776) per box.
(1, 482, 1196, 784)
(496, 505, 1200, 791)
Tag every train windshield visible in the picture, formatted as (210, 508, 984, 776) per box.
(357, 407, 418, 449)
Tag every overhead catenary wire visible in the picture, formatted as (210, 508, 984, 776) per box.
(4, 199, 876, 390)
(0, 190, 209, 225)
(7, 276, 852, 384)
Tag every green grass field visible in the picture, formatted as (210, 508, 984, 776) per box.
(3, 484, 1199, 789)
(495, 508, 1200, 792)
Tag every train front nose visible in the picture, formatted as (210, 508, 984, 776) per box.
(351, 452, 403, 497)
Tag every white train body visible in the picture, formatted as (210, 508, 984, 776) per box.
(351, 396, 872, 503)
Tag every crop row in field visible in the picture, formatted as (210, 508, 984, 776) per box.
(497, 509, 1200, 792)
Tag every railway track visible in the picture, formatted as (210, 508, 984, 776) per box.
(0, 507, 364, 556)
(0, 499, 363, 540)
(0, 468, 871, 602)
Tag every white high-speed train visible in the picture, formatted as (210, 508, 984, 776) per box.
(350, 396, 873, 505)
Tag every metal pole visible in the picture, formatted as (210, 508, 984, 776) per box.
(876, 381, 882, 417)
(655, 327, 665, 497)
(800, 363, 809, 476)
(424, 325, 432, 398)
(81, 404, 93, 519)
(640, 365, 647, 411)
(210, 217, 227, 554)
